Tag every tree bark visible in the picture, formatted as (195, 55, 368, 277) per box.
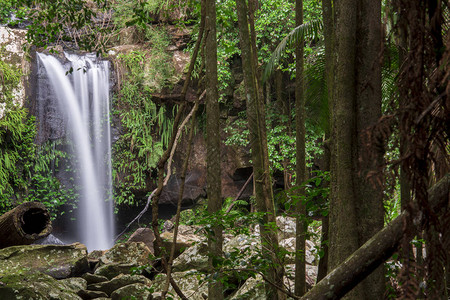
(205, 0, 223, 298)
(294, 0, 306, 297)
(329, 0, 362, 298)
(236, 0, 284, 298)
(354, 0, 384, 297)
(300, 173, 449, 300)
(0, 202, 52, 249)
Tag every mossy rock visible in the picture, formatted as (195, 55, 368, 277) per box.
(99, 242, 151, 266)
(0, 243, 89, 279)
(94, 263, 136, 280)
(151, 270, 206, 300)
(0, 272, 82, 299)
(111, 283, 151, 300)
(87, 274, 151, 296)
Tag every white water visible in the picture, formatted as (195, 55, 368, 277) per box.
(37, 52, 114, 251)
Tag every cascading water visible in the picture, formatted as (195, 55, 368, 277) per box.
(37, 52, 114, 251)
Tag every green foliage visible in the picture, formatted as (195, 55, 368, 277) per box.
(0, 0, 18, 24)
(16, 0, 107, 51)
(0, 59, 78, 218)
(279, 170, 330, 216)
(0, 108, 36, 212)
(113, 50, 175, 206)
(224, 109, 324, 176)
(262, 19, 323, 82)
(0, 54, 22, 106)
(25, 140, 78, 219)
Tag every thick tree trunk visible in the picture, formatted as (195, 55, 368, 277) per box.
(294, 0, 306, 297)
(205, 0, 223, 298)
(300, 173, 449, 300)
(0, 202, 52, 249)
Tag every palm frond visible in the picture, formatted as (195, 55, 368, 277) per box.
(263, 19, 323, 82)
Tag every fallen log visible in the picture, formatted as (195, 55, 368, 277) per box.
(0, 202, 52, 249)
(300, 173, 449, 300)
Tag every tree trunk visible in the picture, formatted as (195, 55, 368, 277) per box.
(300, 173, 449, 300)
(294, 0, 306, 297)
(354, 0, 384, 298)
(329, 0, 362, 298)
(0, 202, 52, 249)
(205, 0, 223, 298)
(236, 0, 284, 298)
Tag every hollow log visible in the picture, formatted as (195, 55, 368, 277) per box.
(0, 202, 52, 249)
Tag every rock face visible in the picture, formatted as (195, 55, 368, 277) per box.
(0, 243, 89, 279)
(0, 27, 30, 117)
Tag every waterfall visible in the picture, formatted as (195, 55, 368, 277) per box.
(37, 52, 114, 251)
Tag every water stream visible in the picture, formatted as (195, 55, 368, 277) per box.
(37, 52, 114, 251)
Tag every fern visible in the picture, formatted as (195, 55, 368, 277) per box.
(263, 19, 323, 82)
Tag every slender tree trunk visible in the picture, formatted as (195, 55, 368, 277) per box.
(205, 0, 223, 298)
(354, 0, 385, 298)
(294, 0, 306, 296)
(236, 1, 284, 298)
(316, 0, 334, 282)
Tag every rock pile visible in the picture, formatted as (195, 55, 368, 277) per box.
(0, 216, 319, 299)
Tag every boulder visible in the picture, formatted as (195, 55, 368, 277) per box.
(254, 216, 297, 240)
(94, 262, 136, 280)
(160, 231, 202, 258)
(229, 275, 265, 300)
(279, 237, 315, 265)
(151, 271, 206, 300)
(127, 228, 155, 253)
(224, 234, 260, 267)
(59, 277, 87, 294)
(87, 274, 151, 296)
(77, 289, 109, 299)
(82, 273, 109, 285)
(99, 242, 151, 266)
(111, 283, 152, 300)
(0, 272, 82, 299)
(285, 264, 318, 289)
(0, 243, 89, 279)
(172, 242, 209, 272)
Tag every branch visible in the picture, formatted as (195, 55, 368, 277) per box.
(225, 172, 254, 214)
(300, 173, 449, 300)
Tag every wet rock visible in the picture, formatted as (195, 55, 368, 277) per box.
(111, 283, 152, 300)
(0, 243, 89, 279)
(33, 234, 65, 245)
(0, 272, 82, 299)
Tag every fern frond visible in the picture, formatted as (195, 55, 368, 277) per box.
(263, 19, 323, 82)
